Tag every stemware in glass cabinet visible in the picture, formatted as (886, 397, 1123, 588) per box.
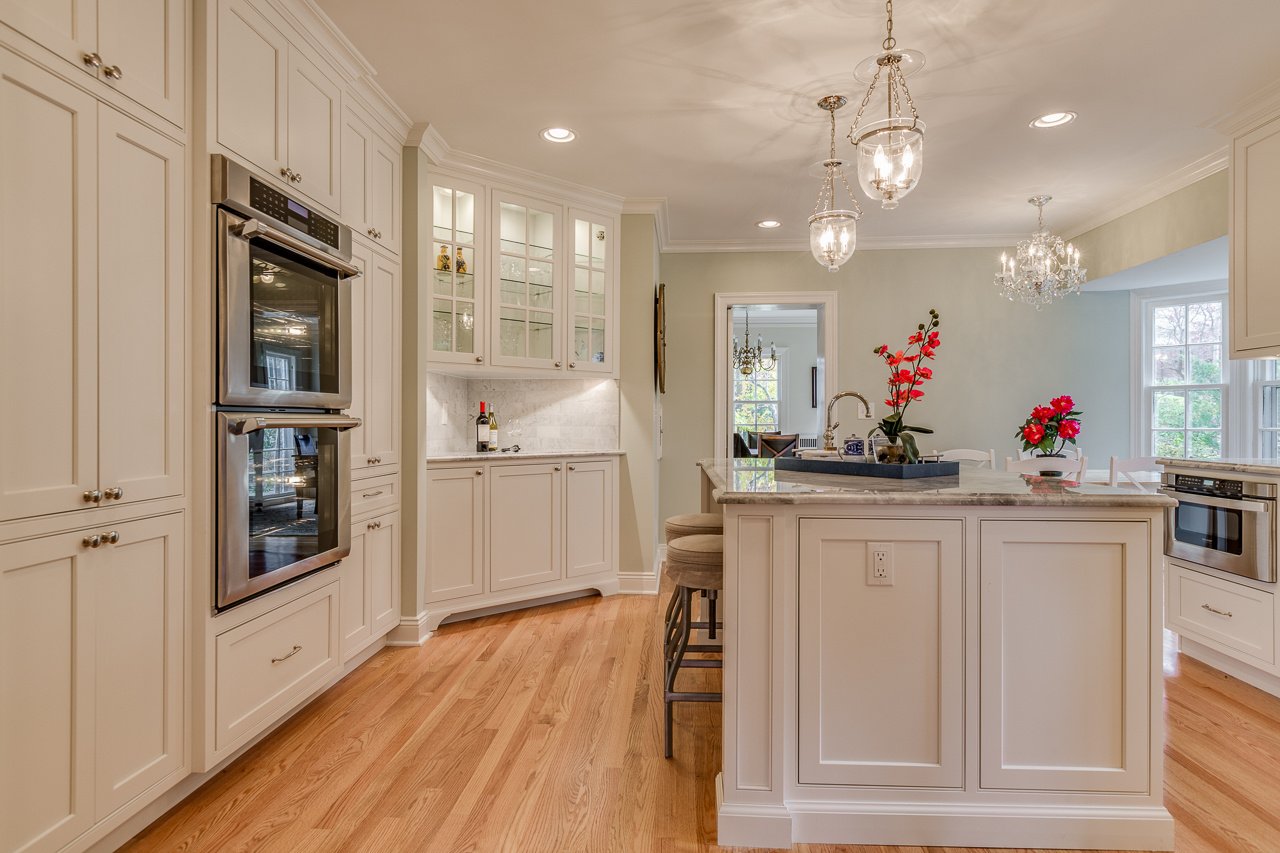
(430, 185, 480, 358)
(494, 195, 561, 366)
(570, 214, 611, 371)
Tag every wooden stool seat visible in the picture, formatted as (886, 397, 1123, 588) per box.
(665, 534, 724, 591)
(664, 512, 723, 543)
(662, 533, 724, 759)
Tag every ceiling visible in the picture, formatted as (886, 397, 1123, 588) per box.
(315, 0, 1280, 249)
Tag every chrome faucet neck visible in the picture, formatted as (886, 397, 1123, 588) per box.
(823, 391, 873, 451)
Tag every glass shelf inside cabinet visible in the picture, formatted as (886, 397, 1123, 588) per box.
(497, 200, 558, 362)
(431, 186, 478, 357)
(572, 217, 609, 367)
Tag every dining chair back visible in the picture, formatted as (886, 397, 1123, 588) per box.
(1005, 455, 1088, 477)
(937, 448, 997, 468)
(759, 433, 799, 458)
(1108, 455, 1160, 489)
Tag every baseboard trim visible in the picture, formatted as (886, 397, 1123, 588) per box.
(1179, 636, 1280, 698)
(618, 571, 659, 595)
(386, 611, 432, 646)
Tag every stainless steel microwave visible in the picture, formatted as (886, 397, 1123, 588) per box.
(1160, 473, 1277, 583)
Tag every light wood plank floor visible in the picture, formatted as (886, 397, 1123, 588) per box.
(125, 588, 1280, 852)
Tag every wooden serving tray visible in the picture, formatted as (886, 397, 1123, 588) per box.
(775, 456, 961, 479)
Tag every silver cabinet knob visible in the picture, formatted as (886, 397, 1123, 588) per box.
(568, 362, 576, 369)
(475, 356, 484, 363)
(82, 534, 102, 549)
(568, 465, 576, 471)
(104, 487, 124, 501)
(475, 469, 484, 475)
(82, 52, 103, 69)
(367, 228, 377, 237)
(554, 466, 562, 472)
(291, 171, 302, 183)
(83, 489, 102, 503)
(280, 167, 292, 180)
(554, 361, 562, 368)
(367, 521, 376, 531)
(103, 531, 120, 545)
(103, 65, 123, 80)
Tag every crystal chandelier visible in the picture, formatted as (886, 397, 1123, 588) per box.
(847, 0, 926, 209)
(732, 312, 777, 376)
(808, 95, 862, 272)
(994, 196, 1086, 308)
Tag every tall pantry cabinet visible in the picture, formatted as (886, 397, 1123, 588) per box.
(0, 0, 190, 850)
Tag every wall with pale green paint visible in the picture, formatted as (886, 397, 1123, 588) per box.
(658, 248, 1132, 521)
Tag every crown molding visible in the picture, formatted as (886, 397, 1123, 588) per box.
(1062, 148, 1228, 240)
(658, 233, 1026, 253)
(1209, 78, 1280, 136)
(620, 197, 671, 249)
(417, 125, 624, 213)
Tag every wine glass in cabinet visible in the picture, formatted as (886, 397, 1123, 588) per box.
(428, 178, 485, 365)
(491, 190, 563, 370)
(568, 209, 615, 375)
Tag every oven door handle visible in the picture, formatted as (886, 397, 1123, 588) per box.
(234, 218, 361, 278)
(1158, 487, 1273, 513)
(228, 414, 362, 435)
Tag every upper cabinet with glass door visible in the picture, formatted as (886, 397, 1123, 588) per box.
(492, 191, 562, 370)
(568, 210, 614, 374)
(428, 177, 485, 364)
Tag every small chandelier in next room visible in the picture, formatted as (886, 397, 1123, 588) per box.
(848, 0, 926, 209)
(808, 95, 862, 272)
(994, 196, 1087, 308)
(732, 312, 777, 376)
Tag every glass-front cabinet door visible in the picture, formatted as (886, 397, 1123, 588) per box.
(492, 191, 562, 369)
(428, 178, 485, 365)
(568, 209, 614, 374)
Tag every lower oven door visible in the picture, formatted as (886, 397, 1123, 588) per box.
(217, 411, 360, 610)
(1161, 488, 1276, 582)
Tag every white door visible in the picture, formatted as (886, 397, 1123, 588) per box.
(1231, 115, 1280, 357)
(425, 466, 485, 602)
(284, 46, 341, 212)
(490, 191, 563, 371)
(0, 528, 95, 852)
(0, 52, 99, 522)
(797, 518, 964, 788)
(340, 106, 372, 235)
(215, 0, 287, 178)
(348, 242, 371, 473)
(96, 0, 185, 126)
(566, 210, 615, 375)
(0, 0, 96, 77)
(369, 135, 400, 253)
(979, 519, 1150, 793)
(565, 461, 612, 578)
(369, 510, 399, 637)
(489, 463, 563, 591)
(364, 251, 400, 470)
(92, 513, 184, 815)
(341, 521, 371, 659)
(98, 106, 185, 506)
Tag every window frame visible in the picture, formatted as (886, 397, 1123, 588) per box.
(731, 347, 788, 436)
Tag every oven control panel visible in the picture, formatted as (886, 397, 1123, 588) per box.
(248, 177, 341, 250)
(1172, 474, 1244, 496)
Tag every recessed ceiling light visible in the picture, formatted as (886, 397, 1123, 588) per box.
(1030, 111, 1077, 129)
(756, 219, 782, 229)
(540, 127, 576, 143)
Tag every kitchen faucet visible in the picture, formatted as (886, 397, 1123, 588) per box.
(823, 391, 872, 451)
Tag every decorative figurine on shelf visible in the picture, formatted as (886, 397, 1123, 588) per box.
(435, 245, 451, 272)
(455, 248, 467, 275)
(868, 308, 942, 463)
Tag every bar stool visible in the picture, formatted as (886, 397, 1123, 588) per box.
(664, 512, 723, 543)
(663, 533, 723, 759)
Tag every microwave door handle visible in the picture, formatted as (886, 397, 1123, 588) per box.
(229, 415, 362, 435)
(234, 218, 361, 279)
(1158, 487, 1272, 513)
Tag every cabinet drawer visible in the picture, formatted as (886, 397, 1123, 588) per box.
(1168, 564, 1275, 664)
(352, 474, 398, 519)
(215, 583, 339, 752)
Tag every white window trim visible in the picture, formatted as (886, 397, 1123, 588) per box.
(732, 347, 787, 435)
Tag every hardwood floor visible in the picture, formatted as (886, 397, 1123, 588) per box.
(124, 589, 1280, 853)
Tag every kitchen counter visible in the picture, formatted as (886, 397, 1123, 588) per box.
(700, 458, 1173, 508)
(427, 449, 625, 464)
(1158, 456, 1280, 476)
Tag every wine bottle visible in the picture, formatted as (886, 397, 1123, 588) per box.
(475, 402, 489, 453)
(488, 408, 499, 452)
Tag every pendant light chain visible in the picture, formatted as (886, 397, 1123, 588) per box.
(883, 0, 895, 51)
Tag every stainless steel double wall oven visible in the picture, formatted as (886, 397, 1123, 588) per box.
(213, 155, 361, 610)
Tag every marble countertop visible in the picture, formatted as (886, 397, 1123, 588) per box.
(427, 449, 625, 464)
(700, 458, 1175, 507)
(1157, 457, 1280, 476)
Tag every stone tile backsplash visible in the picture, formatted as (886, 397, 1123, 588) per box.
(426, 372, 619, 456)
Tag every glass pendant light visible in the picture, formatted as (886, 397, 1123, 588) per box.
(808, 95, 862, 272)
(848, 0, 925, 209)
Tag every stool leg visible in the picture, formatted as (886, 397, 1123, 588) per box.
(665, 585, 693, 759)
(707, 590, 718, 641)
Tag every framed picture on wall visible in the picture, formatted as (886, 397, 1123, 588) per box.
(655, 283, 667, 394)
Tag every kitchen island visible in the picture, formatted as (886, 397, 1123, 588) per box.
(699, 459, 1176, 851)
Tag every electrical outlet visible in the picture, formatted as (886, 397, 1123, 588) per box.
(867, 543, 893, 586)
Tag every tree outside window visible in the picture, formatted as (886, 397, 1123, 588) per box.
(1149, 299, 1224, 459)
(733, 359, 781, 436)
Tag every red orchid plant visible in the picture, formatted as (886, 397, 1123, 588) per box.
(1015, 395, 1084, 456)
(869, 309, 941, 463)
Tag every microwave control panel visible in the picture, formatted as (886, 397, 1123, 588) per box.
(1172, 474, 1244, 496)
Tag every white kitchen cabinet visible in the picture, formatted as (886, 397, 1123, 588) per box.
(426, 466, 486, 602)
(0, 512, 184, 852)
(797, 518, 964, 788)
(979, 519, 1150, 793)
(341, 510, 400, 661)
(1230, 112, 1280, 358)
(0, 0, 185, 126)
(1167, 561, 1275, 665)
(427, 175, 486, 365)
(565, 460, 613, 578)
(488, 462, 564, 591)
(341, 103, 400, 253)
(349, 238, 401, 479)
(0, 53, 184, 524)
(491, 191, 563, 371)
(215, 0, 341, 211)
(566, 209, 616, 375)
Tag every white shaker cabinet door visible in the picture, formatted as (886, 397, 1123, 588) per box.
(215, 0, 287, 178)
(284, 46, 341, 212)
(0, 52, 99, 522)
(488, 463, 563, 591)
(364, 251, 401, 470)
(1231, 115, 1280, 357)
(98, 106, 185, 506)
(426, 466, 485, 602)
(341, 521, 371, 659)
(368, 510, 399, 638)
(368, 134, 400, 253)
(0, 0, 96, 77)
(348, 242, 371, 473)
(565, 461, 612, 578)
(96, 0, 186, 126)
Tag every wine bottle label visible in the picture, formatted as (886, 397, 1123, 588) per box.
(477, 425, 488, 443)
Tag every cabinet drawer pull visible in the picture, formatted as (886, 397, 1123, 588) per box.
(104, 487, 124, 500)
(103, 64, 123, 80)
(1201, 603, 1234, 618)
(361, 490, 384, 498)
(83, 489, 102, 503)
(82, 52, 103, 69)
(103, 530, 120, 545)
(82, 534, 102, 549)
(271, 644, 303, 664)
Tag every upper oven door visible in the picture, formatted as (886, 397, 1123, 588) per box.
(1161, 488, 1276, 582)
(217, 208, 358, 409)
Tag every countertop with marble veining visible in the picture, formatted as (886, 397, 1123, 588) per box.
(427, 449, 625, 464)
(700, 458, 1174, 507)
(1156, 457, 1280, 477)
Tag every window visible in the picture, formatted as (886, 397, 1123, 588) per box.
(1258, 361, 1280, 458)
(1146, 298, 1227, 459)
(733, 356, 781, 435)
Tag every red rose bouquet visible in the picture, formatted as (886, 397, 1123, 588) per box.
(1015, 395, 1083, 455)
(869, 309, 941, 463)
